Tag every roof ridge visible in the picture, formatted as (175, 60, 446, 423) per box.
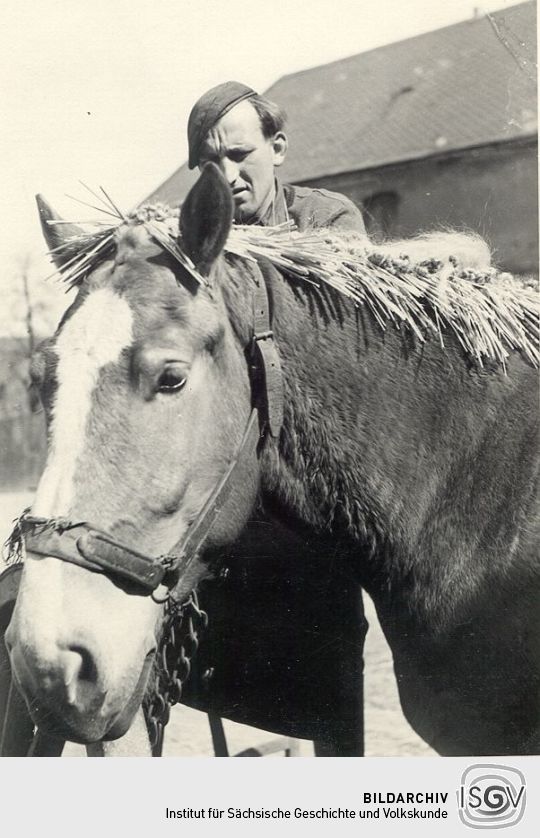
(266, 1, 534, 91)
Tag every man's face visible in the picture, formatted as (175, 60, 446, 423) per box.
(198, 100, 286, 222)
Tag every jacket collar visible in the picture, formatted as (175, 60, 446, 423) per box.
(255, 179, 291, 227)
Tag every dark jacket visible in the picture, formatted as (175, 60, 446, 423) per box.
(258, 179, 366, 234)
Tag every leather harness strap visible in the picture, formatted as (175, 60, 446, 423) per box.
(163, 409, 260, 576)
(24, 520, 169, 591)
(251, 264, 284, 437)
(14, 267, 282, 601)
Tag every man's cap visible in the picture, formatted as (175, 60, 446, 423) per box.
(187, 81, 257, 169)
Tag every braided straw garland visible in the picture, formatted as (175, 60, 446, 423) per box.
(45, 204, 539, 371)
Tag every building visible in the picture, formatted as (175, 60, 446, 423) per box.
(150, 2, 538, 275)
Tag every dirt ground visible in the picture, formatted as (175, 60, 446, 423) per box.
(1, 491, 434, 757)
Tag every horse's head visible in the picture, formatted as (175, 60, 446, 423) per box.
(6, 165, 263, 743)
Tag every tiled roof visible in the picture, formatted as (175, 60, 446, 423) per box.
(149, 2, 537, 204)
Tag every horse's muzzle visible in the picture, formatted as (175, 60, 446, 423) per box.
(5, 622, 156, 744)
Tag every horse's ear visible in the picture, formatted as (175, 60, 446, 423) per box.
(36, 194, 84, 268)
(179, 163, 233, 276)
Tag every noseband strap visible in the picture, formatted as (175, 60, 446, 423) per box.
(11, 269, 281, 600)
(21, 517, 173, 592)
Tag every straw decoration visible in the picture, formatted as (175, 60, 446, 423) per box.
(43, 202, 539, 370)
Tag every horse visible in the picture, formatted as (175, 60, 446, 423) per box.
(4, 163, 539, 756)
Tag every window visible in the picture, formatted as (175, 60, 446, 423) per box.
(363, 191, 400, 240)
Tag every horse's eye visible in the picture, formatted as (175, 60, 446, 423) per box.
(157, 367, 187, 394)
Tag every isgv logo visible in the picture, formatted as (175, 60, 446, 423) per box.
(458, 764, 526, 829)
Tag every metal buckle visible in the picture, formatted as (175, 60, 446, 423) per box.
(254, 329, 274, 341)
(151, 586, 171, 605)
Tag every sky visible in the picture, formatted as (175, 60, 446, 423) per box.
(1, 0, 522, 285)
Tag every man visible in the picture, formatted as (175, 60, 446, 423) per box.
(187, 80, 366, 234)
(181, 81, 368, 757)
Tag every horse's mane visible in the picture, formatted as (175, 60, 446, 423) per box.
(46, 203, 539, 370)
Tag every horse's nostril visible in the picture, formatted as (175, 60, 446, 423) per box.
(61, 646, 101, 707)
(67, 645, 98, 684)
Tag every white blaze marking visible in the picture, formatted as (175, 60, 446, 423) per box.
(33, 288, 133, 517)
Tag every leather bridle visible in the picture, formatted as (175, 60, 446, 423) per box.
(15, 265, 283, 605)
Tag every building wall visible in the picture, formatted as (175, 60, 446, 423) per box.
(301, 139, 538, 275)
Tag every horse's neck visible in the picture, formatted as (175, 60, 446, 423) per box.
(260, 273, 405, 547)
(261, 270, 535, 578)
